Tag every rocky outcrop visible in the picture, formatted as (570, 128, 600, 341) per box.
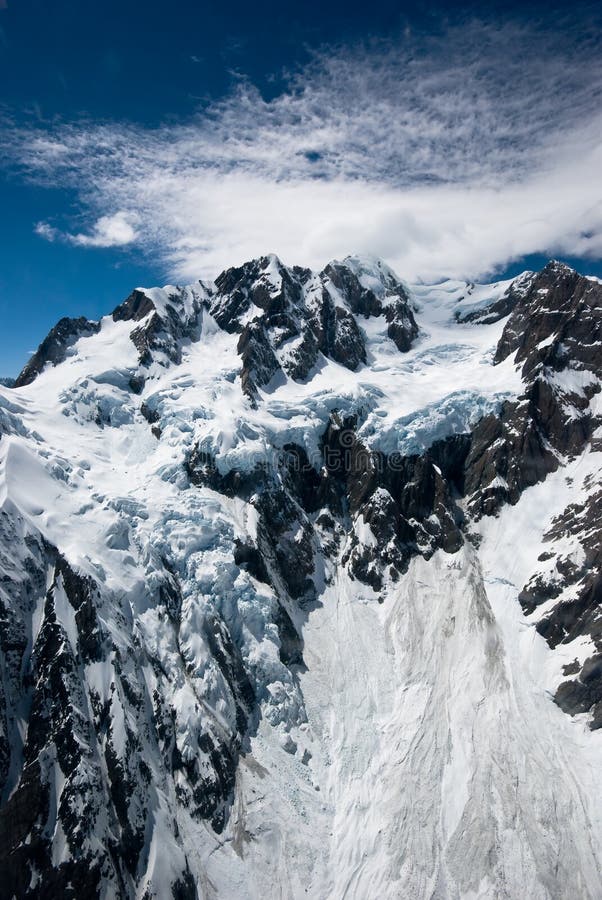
(456, 271, 535, 324)
(208, 255, 418, 399)
(0, 536, 122, 897)
(494, 262, 586, 370)
(384, 298, 420, 352)
(115, 286, 206, 368)
(237, 321, 282, 399)
(112, 288, 157, 323)
(518, 479, 602, 729)
(464, 264, 602, 518)
(14, 317, 101, 387)
(306, 289, 366, 370)
(186, 413, 468, 595)
(323, 262, 384, 318)
(464, 380, 577, 518)
(323, 257, 419, 351)
(210, 257, 303, 333)
(333, 426, 468, 591)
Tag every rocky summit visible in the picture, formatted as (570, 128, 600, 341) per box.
(0, 254, 601, 898)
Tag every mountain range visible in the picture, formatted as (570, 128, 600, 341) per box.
(0, 254, 601, 898)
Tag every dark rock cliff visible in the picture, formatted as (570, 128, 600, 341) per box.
(14, 318, 101, 388)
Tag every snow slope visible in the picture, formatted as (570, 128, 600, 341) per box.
(212, 459, 602, 899)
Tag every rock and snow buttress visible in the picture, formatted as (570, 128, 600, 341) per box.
(0, 254, 601, 899)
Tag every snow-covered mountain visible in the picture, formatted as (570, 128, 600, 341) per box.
(0, 254, 601, 899)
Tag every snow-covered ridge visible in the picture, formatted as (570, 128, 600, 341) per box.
(9, 254, 528, 471)
(1, 255, 602, 898)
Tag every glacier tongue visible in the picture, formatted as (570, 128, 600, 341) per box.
(227, 545, 602, 900)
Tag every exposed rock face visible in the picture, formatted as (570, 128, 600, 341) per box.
(492, 265, 600, 396)
(463, 263, 602, 722)
(237, 321, 282, 399)
(306, 290, 366, 371)
(321, 258, 419, 352)
(113, 285, 206, 368)
(0, 513, 268, 896)
(456, 270, 535, 324)
(464, 380, 576, 518)
(211, 257, 304, 333)
(112, 288, 157, 323)
(519, 477, 602, 729)
(322, 262, 384, 318)
(464, 264, 601, 516)
(14, 317, 101, 387)
(187, 411, 467, 596)
(208, 254, 418, 397)
(320, 260, 419, 353)
(0, 534, 118, 897)
(293, 424, 470, 597)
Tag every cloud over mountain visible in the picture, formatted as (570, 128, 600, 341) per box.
(5, 13, 602, 281)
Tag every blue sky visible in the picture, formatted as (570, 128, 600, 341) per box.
(1, 0, 602, 375)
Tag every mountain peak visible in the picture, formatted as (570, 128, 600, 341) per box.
(543, 258, 577, 276)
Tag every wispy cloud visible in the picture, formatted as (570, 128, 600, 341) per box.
(34, 221, 58, 242)
(4, 14, 602, 281)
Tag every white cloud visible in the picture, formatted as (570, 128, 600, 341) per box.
(34, 221, 58, 241)
(63, 211, 140, 248)
(36, 211, 139, 249)
(8, 15, 602, 281)
(34, 211, 140, 247)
